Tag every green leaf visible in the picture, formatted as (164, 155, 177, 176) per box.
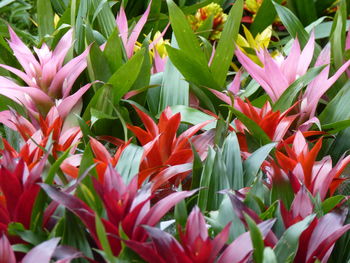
(108, 48, 145, 105)
(190, 142, 204, 190)
(166, 45, 220, 90)
(166, 0, 208, 65)
(272, 1, 309, 47)
(329, 0, 348, 88)
(210, 0, 243, 88)
(230, 107, 272, 145)
(103, 28, 125, 72)
(60, 212, 94, 260)
(293, 0, 318, 26)
(197, 148, 216, 211)
(169, 105, 216, 130)
(244, 143, 276, 186)
(319, 81, 350, 124)
(322, 195, 345, 214)
(263, 247, 278, 263)
(95, 215, 115, 262)
(274, 215, 315, 262)
(322, 119, 350, 134)
(222, 132, 244, 190)
(273, 65, 326, 112)
(37, 0, 55, 41)
(86, 40, 112, 83)
(90, 0, 115, 37)
(245, 214, 265, 263)
(159, 35, 189, 112)
(116, 144, 144, 184)
(250, 0, 282, 36)
(208, 195, 246, 241)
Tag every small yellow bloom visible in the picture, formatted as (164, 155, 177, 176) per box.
(152, 31, 170, 58)
(188, 3, 227, 41)
(245, 0, 263, 13)
(237, 25, 272, 65)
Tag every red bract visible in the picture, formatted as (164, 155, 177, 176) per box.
(294, 208, 350, 263)
(0, 157, 45, 234)
(234, 97, 297, 141)
(125, 211, 275, 263)
(266, 131, 350, 200)
(279, 187, 314, 228)
(0, 107, 82, 169)
(127, 105, 214, 187)
(42, 165, 196, 256)
(178, 206, 231, 262)
(0, 235, 85, 263)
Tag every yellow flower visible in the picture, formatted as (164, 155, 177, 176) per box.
(245, 0, 263, 13)
(152, 31, 170, 58)
(188, 3, 227, 41)
(237, 25, 272, 65)
(133, 31, 170, 58)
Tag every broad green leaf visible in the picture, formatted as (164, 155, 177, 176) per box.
(73, 0, 89, 53)
(109, 48, 145, 105)
(273, 65, 326, 112)
(274, 215, 315, 262)
(103, 27, 125, 72)
(208, 195, 246, 242)
(263, 247, 278, 263)
(190, 142, 204, 190)
(197, 148, 216, 211)
(210, 0, 243, 88)
(166, 0, 208, 65)
(322, 195, 345, 214)
(37, 0, 55, 41)
(170, 105, 216, 130)
(95, 215, 115, 263)
(293, 0, 318, 26)
(244, 143, 276, 186)
(246, 214, 265, 263)
(272, 1, 309, 47)
(207, 148, 229, 210)
(159, 35, 189, 112)
(322, 119, 350, 134)
(86, 38, 112, 82)
(230, 107, 271, 145)
(166, 45, 220, 90)
(147, 73, 163, 116)
(222, 132, 244, 190)
(90, 0, 115, 37)
(329, 0, 348, 88)
(319, 81, 350, 124)
(250, 0, 282, 36)
(116, 144, 144, 184)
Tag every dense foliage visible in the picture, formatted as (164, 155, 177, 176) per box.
(0, 0, 350, 262)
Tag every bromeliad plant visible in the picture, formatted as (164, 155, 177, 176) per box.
(1, 0, 350, 262)
(0, 27, 91, 117)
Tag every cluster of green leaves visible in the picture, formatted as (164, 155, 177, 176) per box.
(1, 0, 350, 262)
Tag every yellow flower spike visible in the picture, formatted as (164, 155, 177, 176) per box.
(245, 0, 263, 14)
(237, 25, 272, 65)
(187, 3, 228, 41)
(152, 31, 170, 58)
(54, 14, 60, 28)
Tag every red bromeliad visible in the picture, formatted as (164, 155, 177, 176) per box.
(42, 165, 196, 256)
(128, 105, 214, 187)
(0, 107, 82, 170)
(265, 131, 350, 200)
(0, 156, 45, 236)
(125, 205, 276, 263)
